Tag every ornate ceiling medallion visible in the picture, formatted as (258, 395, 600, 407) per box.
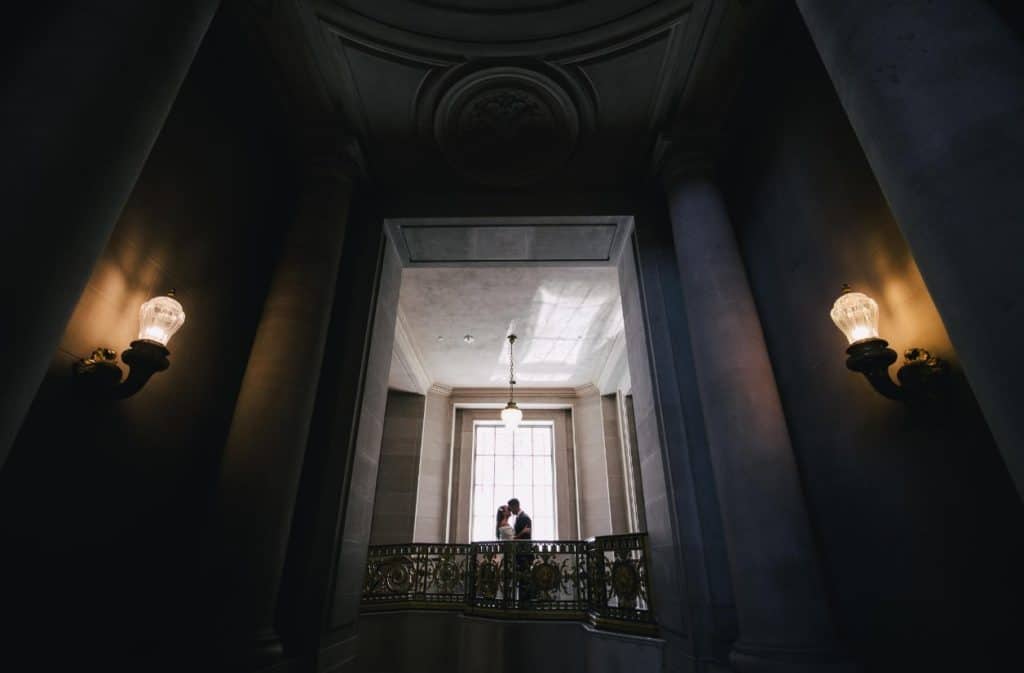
(433, 66, 581, 186)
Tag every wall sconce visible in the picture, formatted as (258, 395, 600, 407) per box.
(73, 290, 185, 398)
(830, 285, 946, 401)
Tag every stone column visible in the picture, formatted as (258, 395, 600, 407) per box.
(0, 0, 219, 469)
(273, 204, 403, 671)
(665, 171, 853, 672)
(209, 157, 352, 665)
(794, 0, 1024, 499)
(618, 195, 737, 669)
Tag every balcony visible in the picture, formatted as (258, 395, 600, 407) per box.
(362, 532, 655, 635)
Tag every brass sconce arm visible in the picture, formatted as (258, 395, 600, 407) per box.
(845, 338, 947, 402)
(73, 340, 170, 398)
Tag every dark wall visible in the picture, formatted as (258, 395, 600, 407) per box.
(990, 0, 1024, 37)
(0, 9, 293, 666)
(721, 5, 1024, 670)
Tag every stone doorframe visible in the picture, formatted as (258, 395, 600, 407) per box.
(320, 210, 727, 673)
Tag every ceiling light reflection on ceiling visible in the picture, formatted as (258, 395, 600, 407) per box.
(516, 372, 573, 383)
(398, 268, 626, 388)
(487, 280, 625, 386)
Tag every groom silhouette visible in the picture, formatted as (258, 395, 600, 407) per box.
(508, 498, 531, 540)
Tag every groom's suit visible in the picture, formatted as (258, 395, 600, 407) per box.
(513, 510, 534, 603)
(514, 510, 532, 539)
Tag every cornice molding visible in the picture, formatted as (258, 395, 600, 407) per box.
(449, 387, 579, 400)
(619, 368, 632, 395)
(312, 0, 692, 62)
(574, 383, 601, 398)
(392, 306, 432, 394)
(595, 332, 628, 395)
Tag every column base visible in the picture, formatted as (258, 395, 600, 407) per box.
(730, 641, 857, 673)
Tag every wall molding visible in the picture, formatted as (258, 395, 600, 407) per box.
(449, 386, 580, 400)
(392, 306, 432, 394)
(312, 0, 690, 62)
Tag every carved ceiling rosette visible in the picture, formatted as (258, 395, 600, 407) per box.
(431, 66, 587, 186)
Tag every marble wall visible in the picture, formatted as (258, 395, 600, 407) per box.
(574, 387, 613, 538)
(330, 239, 403, 642)
(412, 387, 453, 542)
(602, 393, 629, 534)
(370, 391, 426, 545)
(618, 216, 738, 670)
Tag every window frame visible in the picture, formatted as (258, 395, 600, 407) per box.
(468, 420, 558, 542)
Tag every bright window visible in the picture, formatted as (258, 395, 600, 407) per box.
(471, 423, 555, 541)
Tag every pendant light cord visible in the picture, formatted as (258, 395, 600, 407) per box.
(508, 334, 517, 403)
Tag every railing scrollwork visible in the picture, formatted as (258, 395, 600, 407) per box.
(362, 533, 655, 635)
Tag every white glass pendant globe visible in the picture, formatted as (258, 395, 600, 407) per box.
(830, 288, 879, 345)
(138, 293, 186, 346)
(501, 403, 523, 429)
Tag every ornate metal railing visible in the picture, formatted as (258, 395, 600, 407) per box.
(362, 533, 654, 634)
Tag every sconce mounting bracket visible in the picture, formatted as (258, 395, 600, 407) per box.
(73, 340, 170, 399)
(845, 338, 947, 402)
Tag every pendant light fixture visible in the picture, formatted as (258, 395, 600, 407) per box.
(501, 334, 523, 429)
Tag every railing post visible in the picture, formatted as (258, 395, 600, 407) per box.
(465, 543, 475, 608)
(577, 541, 589, 611)
(641, 531, 656, 620)
(503, 540, 514, 611)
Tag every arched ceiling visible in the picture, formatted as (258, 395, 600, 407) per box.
(307, 0, 699, 186)
(316, 0, 688, 55)
(243, 0, 762, 187)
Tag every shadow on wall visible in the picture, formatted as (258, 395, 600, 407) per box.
(0, 10, 295, 667)
(722, 4, 1024, 670)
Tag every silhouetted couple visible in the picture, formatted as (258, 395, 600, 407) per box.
(494, 498, 531, 541)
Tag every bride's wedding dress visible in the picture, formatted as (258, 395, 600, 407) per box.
(497, 524, 515, 540)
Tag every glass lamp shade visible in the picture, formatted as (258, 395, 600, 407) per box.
(830, 289, 880, 345)
(138, 293, 186, 346)
(501, 402, 523, 429)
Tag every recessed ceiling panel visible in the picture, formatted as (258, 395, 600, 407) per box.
(388, 217, 631, 266)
